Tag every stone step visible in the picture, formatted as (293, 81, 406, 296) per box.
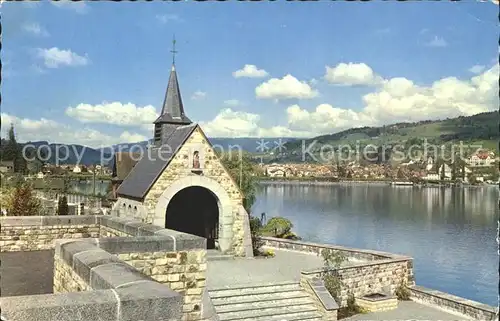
(210, 290, 309, 306)
(207, 249, 234, 261)
(214, 296, 316, 313)
(217, 307, 321, 321)
(207, 254, 234, 261)
(209, 282, 301, 298)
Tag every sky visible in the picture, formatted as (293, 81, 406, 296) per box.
(1, 0, 499, 148)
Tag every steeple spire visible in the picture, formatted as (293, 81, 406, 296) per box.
(153, 36, 191, 127)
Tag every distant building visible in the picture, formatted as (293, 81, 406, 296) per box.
(72, 165, 82, 173)
(110, 152, 141, 200)
(0, 161, 14, 173)
(466, 152, 495, 167)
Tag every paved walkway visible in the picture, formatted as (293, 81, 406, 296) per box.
(206, 249, 325, 289)
(0, 250, 54, 297)
(344, 301, 471, 320)
(207, 250, 469, 320)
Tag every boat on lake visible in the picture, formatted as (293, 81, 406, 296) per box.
(390, 181, 414, 186)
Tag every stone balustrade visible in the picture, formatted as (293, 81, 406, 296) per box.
(0, 216, 100, 252)
(0, 215, 209, 321)
(300, 275, 338, 320)
(262, 237, 414, 307)
(409, 285, 497, 321)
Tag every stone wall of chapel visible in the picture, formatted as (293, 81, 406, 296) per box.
(112, 197, 148, 222)
(144, 127, 247, 256)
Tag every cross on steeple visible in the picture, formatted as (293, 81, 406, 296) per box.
(171, 36, 178, 66)
(153, 34, 191, 131)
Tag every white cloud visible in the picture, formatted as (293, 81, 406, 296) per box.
(36, 47, 89, 68)
(233, 64, 269, 78)
(324, 63, 384, 86)
(425, 36, 448, 47)
(65, 102, 158, 128)
(23, 23, 49, 37)
(468, 65, 485, 74)
(191, 91, 207, 100)
(119, 131, 149, 143)
(156, 14, 182, 24)
(51, 0, 88, 14)
(0, 113, 146, 148)
(362, 63, 498, 123)
(199, 108, 312, 138)
(255, 74, 319, 100)
(205, 63, 499, 138)
(286, 104, 378, 135)
(224, 99, 242, 107)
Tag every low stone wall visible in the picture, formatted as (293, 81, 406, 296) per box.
(262, 237, 397, 261)
(0, 216, 100, 252)
(300, 275, 338, 320)
(53, 254, 90, 293)
(2, 237, 183, 321)
(409, 285, 497, 321)
(263, 237, 414, 307)
(0, 215, 209, 321)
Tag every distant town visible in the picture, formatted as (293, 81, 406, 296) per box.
(261, 149, 498, 185)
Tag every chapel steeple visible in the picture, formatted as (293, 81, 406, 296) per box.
(154, 37, 192, 145)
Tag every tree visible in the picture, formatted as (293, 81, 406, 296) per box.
(6, 182, 42, 216)
(219, 152, 257, 213)
(440, 163, 445, 181)
(2, 124, 18, 161)
(2, 124, 26, 173)
(57, 195, 69, 216)
(263, 217, 293, 237)
(249, 216, 264, 255)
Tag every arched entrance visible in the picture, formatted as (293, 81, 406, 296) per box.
(165, 186, 219, 249)
(153, 175, 234, 253)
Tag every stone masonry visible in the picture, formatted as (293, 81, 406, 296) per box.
(143, 127, 250, 256)
(0, 216, 100, 252)
(263, 237, 415, 307)
(118, 250, 206, 321)
(0, 215, 209, 321)
(53, 255, 91, 293)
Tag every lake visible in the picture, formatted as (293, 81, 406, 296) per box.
(68, 180, 110, 196)
(252, 183, 498, 306)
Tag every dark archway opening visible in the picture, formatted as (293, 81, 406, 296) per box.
(165, 186, 219, 249)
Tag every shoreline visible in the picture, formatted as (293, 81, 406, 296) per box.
(257, 179, 493, 188)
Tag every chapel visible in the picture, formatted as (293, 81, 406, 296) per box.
(111, 46, 252, 257)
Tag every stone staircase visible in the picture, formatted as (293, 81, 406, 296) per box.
(207, 249, 234, 261)
(208, 281, 323, 321)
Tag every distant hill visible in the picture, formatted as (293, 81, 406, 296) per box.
(279, 111, 498, 163)
(6, 111, 495, 166)
(10, 137, 297, 166)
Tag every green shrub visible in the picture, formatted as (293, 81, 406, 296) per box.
(282, 231, 301, 240)
(262, 217, 293, 237)
(57, 196, 69, 216)
(347, 293, 361, 313)
(395, 279, 411, 301)
(249, 216, 264, 256)
(321, 249, 347, 305)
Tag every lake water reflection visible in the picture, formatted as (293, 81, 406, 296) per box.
(252, 183, 498, 306)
